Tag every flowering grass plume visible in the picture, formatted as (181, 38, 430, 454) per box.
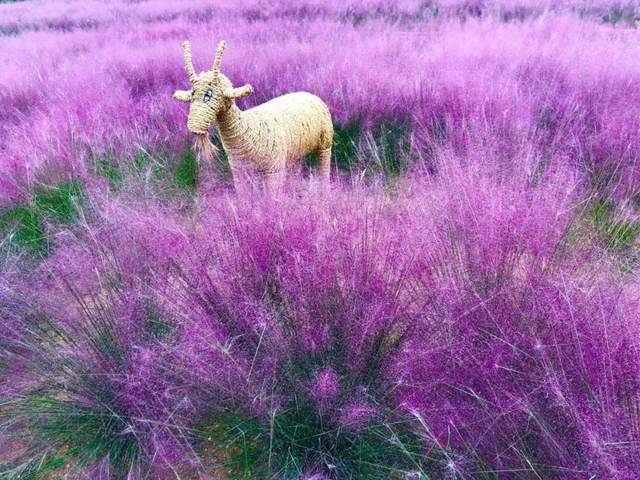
(1, 1, 640, 479)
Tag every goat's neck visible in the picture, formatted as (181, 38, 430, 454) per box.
(215, 103, 252, 156)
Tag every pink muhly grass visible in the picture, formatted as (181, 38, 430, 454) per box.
(1, 164, 638, 477)
(1, 1, 640, 479)
(1, 1, 640, 203)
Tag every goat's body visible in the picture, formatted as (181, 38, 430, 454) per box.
(174, 39, 334, 189)
(216, 92, 333, 186)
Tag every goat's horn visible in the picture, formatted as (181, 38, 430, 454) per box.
(212, 40, 226, 77)
(182, 41, 197, 82)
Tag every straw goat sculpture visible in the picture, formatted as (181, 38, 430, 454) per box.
(173, 40, 334, 189)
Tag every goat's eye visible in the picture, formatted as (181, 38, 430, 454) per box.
(203, 89, 213, 103)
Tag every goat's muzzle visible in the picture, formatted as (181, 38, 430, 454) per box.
(187, 119, 210, 136)
(187, 102, 215, 135)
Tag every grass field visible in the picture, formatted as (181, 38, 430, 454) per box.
(1, 1, 640, 479)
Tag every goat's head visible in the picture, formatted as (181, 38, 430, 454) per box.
(173, 40, 253, 136)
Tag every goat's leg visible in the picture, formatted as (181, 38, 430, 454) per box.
(230, 162, 254, 196)
(263, 170, 285, 194)
(317, 147, 331, 183)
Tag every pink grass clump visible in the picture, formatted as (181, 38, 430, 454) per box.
(2, 161, 639, 477)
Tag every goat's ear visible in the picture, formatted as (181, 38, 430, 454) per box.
(173, 89, 192, 102)
(223, 84, 253, 99)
